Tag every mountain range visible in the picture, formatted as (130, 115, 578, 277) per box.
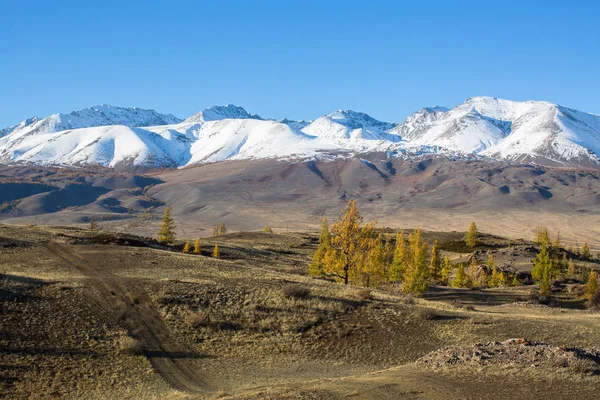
(1, 97, 599, 169)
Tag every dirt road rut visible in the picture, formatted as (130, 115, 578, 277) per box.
(45, 243, 209, 395)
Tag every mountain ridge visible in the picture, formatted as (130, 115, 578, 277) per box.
(1, 97, 599, 169)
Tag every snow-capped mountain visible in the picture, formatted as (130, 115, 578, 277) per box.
(280, 118, 311, 132)
(303, 110, 398, 141)
(1, 97, 599, 169)
(2, 105, 181, 138)
(183, 104, 263, 124)
(395, 97, 600, 166)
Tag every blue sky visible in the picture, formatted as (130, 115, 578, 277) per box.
(1, 0, 599, 127)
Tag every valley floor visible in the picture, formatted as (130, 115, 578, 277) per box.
(0, 225, 599, 399)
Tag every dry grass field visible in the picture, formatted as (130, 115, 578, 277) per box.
(1, 223, 599, 399)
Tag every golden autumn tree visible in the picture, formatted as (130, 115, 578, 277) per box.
(429, 239, 441, 283)
(511, 273, 520, 286)
(157, 207, 176, 244)
(532, 232, 551, 282)
(350, 219, 377, 285)
(194, 238, 201, 254)
(534, 226, 549, 245)
(488, 253, 500, 287)
(468, 257, 485, 288)
(309, 217, 331, 277)
(213, 222, 227, 236)
(441, 256, 451, 285)
(324, 200, 375, 285)
(212, 244, 220, 258)
(384, 232, 394, 265)
(560, 252, 568, 273)
(465, 221, 478, 248)
(581, 242, 591, 259)
(182, 241, 191, 253)
(538, 259, 553, 297)
(567, 258, 576, 277)
(452, 263, 470, 288)
(402, 229, 429, 295)
(586, 270, 598, 300)
(388, 232, 407, 283)
(498, 272, 508, 286)
(362, 234, 387, 288)
(552, 231, 562, 253)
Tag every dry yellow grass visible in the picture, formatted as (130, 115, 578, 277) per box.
(1, 224, 599, 399)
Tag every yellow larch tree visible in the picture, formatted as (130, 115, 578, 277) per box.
(363, 234, 387, 288)
(581, 242, 591, 259)
(465, 221, 478, 248)
(452, 263, 471, 288)
(157, 207, 176, 244)
(429, 239, 441, 283)
(212, 244, 220, 258)
(309, 217, 331, 277)
(532, 231, 551, 282)
(213, 222, 227, 236)
(552, 231, 562, 253)
(535, 226, 549, 245)
(586, 270, 598, 304)
(324, 200, 375, 285)
(402, 229, 429, 295)
(194, 238, 201, 254)
(567, 258, 576, 277)
(440, 256, 451, 285)
(388, 232, 407, 283)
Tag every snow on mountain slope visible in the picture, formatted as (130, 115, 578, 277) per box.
(183, 104, 263, 124)
(0, 117, 40, 138)
(303, 110, 399, 142)
(393, 98, 513, 153)
(186, 119, 332, 165)
(1, 105, 182, 148)
(482, 103, 600, 165)
(0, 125, 180, 168)
(1, 98, 599, 169)
(395, 97, 600, 165)
(280, 118, 311, 132)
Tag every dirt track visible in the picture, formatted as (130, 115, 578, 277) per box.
(44, 243, 209, 395)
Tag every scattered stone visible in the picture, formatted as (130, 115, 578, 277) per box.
(417, 340, 600, 374)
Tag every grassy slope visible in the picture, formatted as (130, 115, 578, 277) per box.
(0, 224, 599, 399)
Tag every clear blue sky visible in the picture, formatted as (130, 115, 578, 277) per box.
(1, 0, 599, 127)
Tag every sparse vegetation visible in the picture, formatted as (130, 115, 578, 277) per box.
(213, 221, 227, 236)
(581, 242, 592, 259)
(117, 335, 142, 355)
(89, 217, 99, 231)
(452, 263, 471, 288)
(465, 221, 478, 248)
(212, 243, 220, 258)
(282, 286, 311, 299)
(157, 207, 176, 244)
(402, 229, 429, 295)
(309, 217, 330, 277)
(310, 202, 433, 295)
(2, 219, 600, 399)
(586, 270, 598, 308)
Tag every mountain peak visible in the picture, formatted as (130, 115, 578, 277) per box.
(184, 104, 263, 123)
(323, 109, 394, 130)
(421, 106, 449, 113)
